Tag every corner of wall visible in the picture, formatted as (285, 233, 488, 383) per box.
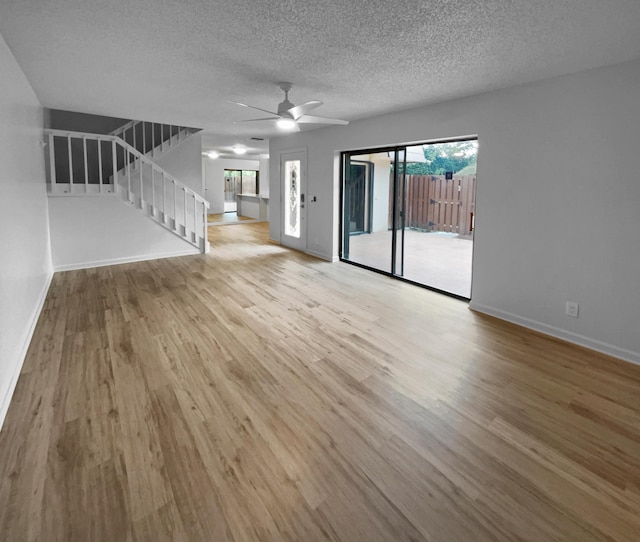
(469, 302, 640, 367)
(0, 30, 55, 430)
(0, 271, 53, 429)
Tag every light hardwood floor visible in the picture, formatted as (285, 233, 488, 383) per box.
(1, 222, 640, 541)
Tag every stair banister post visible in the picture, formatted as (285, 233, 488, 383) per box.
(67, 135, 73, 187)
(162, 172, 166, 223)
(151, 167, 156, 216)
(193, 194, 197, 238)
(139, 158, 143, 208)
(83, 136, 88, 189)
(183, 187, 187, 232)
(203, 200, 208, 251)
(126, 149, 131, 198)
(112, 140, 117, 193)
(173, 180, 177, 228)
(48, 132, 56, 188)
(98, 137, 103, 193)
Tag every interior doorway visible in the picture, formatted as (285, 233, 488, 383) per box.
(224, 170, 239, 212)
(223, 169, 259, 213)
(341, 139, 477, 299)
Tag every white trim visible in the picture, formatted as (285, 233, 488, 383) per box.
(54, 248, 199, 272)
(469, 302, 640, 366)
(0, 271, 54, 430)
(305, 248, 334, 262)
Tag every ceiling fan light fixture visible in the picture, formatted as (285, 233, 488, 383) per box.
(229, 83, 348, 130)
(276, 118, 297, 130)
(232, 145, 247, 155)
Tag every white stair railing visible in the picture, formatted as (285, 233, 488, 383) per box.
(45, 129, 209, 253)
(110, 120, 194, 158)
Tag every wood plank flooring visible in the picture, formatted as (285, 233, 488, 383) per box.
(1, 222, 640, 541)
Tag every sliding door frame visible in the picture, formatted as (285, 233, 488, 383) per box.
(339, 137, 477, 302)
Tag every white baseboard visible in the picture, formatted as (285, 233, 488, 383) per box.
(469, 302, 640, 366)
(305, 248, 334, 262)
(0, 271, 54, 430)
(54, 248, 199, 272)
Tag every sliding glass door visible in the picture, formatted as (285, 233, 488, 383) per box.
(342, 149, 403, 274)
(341, 139, 477, 299)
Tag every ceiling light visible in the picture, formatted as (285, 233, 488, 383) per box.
(232, 145, 247, 155)
(206, 151, 220, 159)
(276, 118, 297, 130)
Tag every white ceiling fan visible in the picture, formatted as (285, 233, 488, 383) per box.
(230, 82, 349, 131)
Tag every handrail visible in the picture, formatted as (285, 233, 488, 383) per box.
(109, 120, 191, 158)
(109, 120, 137, 136)
(44, 129, 208, 205)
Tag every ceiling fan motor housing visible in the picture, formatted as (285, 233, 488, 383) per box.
(277, 100, 295, 116)
(277, 82, 295, 116)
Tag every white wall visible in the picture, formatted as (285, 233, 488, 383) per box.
(155, 133, 204, 196)
(237, 195, 261, 219)
(259, 155, 270, 198)
(202, 157, 260, 213)
(270, 58, 640, 364)
(0, 33, 53, 427)
(48, 196, 198, 270)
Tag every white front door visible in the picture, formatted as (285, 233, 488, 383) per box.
(280, 151, 307, 251)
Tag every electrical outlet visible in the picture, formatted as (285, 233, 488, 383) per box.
(565, 301, 579, 318)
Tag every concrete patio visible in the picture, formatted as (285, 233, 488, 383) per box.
(346, 229, 473, 298)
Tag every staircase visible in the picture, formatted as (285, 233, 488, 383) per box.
(44, 121, 209, 253)
(110, 120, 199, 160)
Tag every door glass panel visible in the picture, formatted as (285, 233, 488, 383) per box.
(224, 170, 240, 201)
(342, 152, 393, 273)
(284, 159, 301, 238)
(401, 141, 477, 297)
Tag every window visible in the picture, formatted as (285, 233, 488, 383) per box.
(223, 169, 259, 196)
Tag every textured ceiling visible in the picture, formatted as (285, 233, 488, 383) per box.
(2, 0, 640, 148)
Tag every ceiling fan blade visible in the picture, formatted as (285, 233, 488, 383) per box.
(288, 100, 323, 120)
(233, 117, 280, 123)
(297, 115, 349, 125)
(227, 100, 279, 116)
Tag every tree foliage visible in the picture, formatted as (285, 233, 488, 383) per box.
(404, 141, 477, 175)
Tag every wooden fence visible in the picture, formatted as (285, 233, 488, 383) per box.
(399, 174, 476, 235)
